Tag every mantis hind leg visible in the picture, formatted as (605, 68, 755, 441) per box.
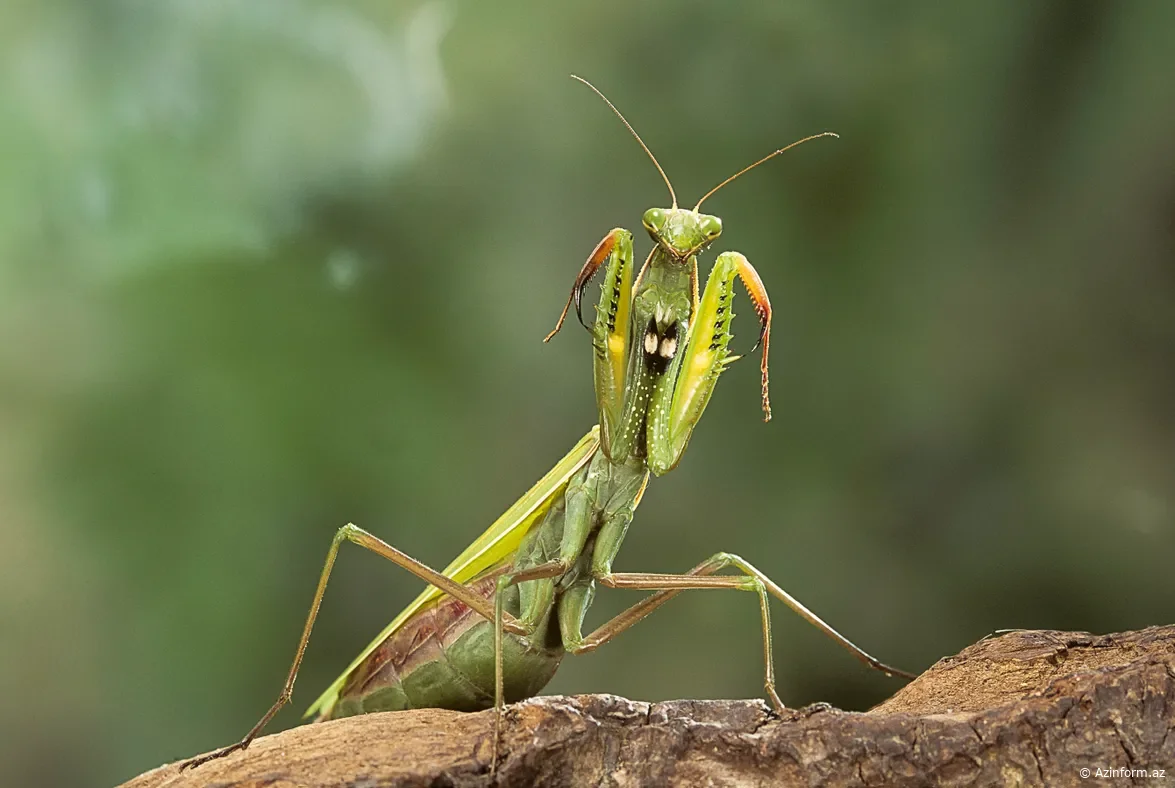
(181, 523, 525, 771)
(564, 552, 913, 714)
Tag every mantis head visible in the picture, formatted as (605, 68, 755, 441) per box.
(641, 207, 722, 261)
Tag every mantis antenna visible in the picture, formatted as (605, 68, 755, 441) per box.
(571, 75, 678, 209)
(694, 132, 839, 211)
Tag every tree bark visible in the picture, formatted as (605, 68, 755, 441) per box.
(122, 625, 1175, 787)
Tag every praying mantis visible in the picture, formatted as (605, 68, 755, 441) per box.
(182, 76, 913, 771)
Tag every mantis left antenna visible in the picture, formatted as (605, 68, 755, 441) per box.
(571, 75, 678, 209)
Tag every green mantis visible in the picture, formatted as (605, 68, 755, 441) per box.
(181, 76, 912, 771)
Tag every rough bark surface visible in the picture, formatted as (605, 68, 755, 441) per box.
(122, 625, 1175, 787)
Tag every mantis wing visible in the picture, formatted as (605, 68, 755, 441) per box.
(305, 425, 601, 719)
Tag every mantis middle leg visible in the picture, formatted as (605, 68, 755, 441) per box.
(560, 552, 914, 714)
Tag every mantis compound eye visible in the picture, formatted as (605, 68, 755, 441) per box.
(699, 214, 722, 239)
(642, 207, 667, 233)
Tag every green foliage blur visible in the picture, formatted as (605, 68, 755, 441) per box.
(2, 1, 1173, 784)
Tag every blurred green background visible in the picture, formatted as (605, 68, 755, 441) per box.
(2, 1, 1173, 785)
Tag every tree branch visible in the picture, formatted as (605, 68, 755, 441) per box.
(122, 625, 1175, 787)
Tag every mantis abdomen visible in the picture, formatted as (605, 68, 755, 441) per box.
(327, 567, 565, 717)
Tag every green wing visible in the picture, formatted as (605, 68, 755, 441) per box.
(304, 425, 601, 719)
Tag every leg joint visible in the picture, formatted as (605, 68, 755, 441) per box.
(565, 638, 596, 655)
(745, 576, 766, 594)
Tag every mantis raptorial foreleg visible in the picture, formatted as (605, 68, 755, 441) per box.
(181, 523, 527, 771)
(647, 251, 773, 474)
(546, 228, 632, 342)
(546, 227, 635, 445)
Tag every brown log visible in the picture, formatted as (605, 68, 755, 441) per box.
(121, 625, 1175, 787)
